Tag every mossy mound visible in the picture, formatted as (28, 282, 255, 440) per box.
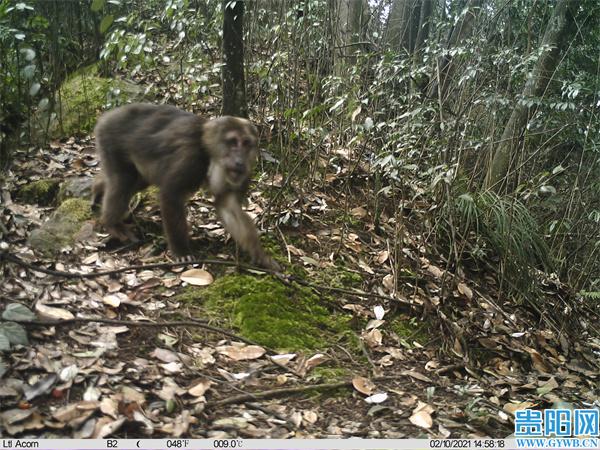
(56, 197, 93, 222)
(178, 274, 351, 351)
(28, 198, 93, 255)
(32, 65, 153, 140)
(17, 179, 60, 206)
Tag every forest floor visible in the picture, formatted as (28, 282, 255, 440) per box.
(0, 73, 598, 439)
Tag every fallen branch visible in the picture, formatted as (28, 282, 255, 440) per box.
(208, 375, 404, 408)
(207, 380, 352, 407)
(15, 316, 269, 350)
(2, 251, 418, 309)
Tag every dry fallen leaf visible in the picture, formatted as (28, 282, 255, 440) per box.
(373, 305, 385, 320)
(352, 376, 376, 395)
(364, 392, 388, 404)
(366, 319, 385, 330)
(303, 410, 318, 424)
(526, 347, 552, 373)
(382, 274, 394, 291)
(305, 353, 327, 370)
(35, 303, 74, 321)
(218, 345, 266, 361)
(503, 401, 536, 415)
(150, 348, 180, 363)
(409, 410, 433, 429)
(537, 377, 559, 395)
(269, 353, 296, 366)
(457, 282, 473, 300)
(350, 206, 367, 219)
(102, 293, 127, 307)
(180, 268, 214, 286)
(401, 369, 433, 383)
(363, 328, 383, 348)
(426, 264, 444, 278)
(188, 379, 213, 397)
(160, 361, 183, 373)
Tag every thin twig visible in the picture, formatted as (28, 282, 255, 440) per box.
(14, 316, 273, 352)
(207, 380, 352, 407)
(2, 251, 420, 310)
(1, 252, 262, 279)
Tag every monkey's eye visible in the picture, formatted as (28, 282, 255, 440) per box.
(243, 139, 252, 147)
(226, 137, 238, 146)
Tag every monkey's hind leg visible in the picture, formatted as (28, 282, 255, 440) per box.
(100, 174, 141, 243)
(91, 175, 105, 211)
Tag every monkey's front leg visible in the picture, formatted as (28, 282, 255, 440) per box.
(216, 193, 281, 271)
(160, 189, 193, 261)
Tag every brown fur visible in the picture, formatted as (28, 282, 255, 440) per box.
(92, 103, 279, 270)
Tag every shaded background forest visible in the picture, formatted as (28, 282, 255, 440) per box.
(2, 0, 600, 300)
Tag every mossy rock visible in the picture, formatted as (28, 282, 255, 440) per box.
(57, 176, 94, 202)
(28, 198, 93, 255)
(177, 274, 352, 352)
(17, 179, 60, 206)
(33, 64, 154, 140)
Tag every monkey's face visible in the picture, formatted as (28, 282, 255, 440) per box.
(221, 127, 258, 186)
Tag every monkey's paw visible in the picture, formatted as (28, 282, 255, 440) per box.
(107, 224, 138, 243)
(256, 255, 282, 272)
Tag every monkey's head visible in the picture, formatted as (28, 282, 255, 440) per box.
(204, 116, 259, 187)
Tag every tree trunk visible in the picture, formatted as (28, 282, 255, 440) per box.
(486, 0, 575, 190)
(335, 0, 370, 47)
(413, 0, 432, 56)
(334, 0, 371, 74)
(222, 0, 247, 117)
(431, 0, 482, 100)
(385, 0, 421, 54)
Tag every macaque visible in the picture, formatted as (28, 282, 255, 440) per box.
(92, 103, 279, 270)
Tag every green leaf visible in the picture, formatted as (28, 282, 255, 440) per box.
(29, 82, 40, 96)
(99, 14, 114, 33)
(0, 322, 28, 346)
(90, 0, 105, 12)
(0, 357, 6, 377)
(2, 303, 36, 322)
(0, 334, 9, 352)
(20, 48, 36, 61)
(21, 64, 36, 79)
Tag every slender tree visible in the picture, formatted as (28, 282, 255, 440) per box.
(486, 0, 576, 190)
(222, 0, 247, 117)
(384, 0, 421, 54)
(429, 0, 482, 100)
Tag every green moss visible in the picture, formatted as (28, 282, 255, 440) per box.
(28, 197, 93, 255)
(135, 186, 160, 207)
(58, 71, 112, 136)
(56, 198, 92, 222)
(308, 367, 350, 383)
(389, 316, 430, 346)
(17, 179, 60, 205)
(178, 274, 351, 351)
(53, 64, 151, 137)
(314, 265, 363, 289)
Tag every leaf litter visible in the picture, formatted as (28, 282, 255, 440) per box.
(0, 72, 598, 442)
